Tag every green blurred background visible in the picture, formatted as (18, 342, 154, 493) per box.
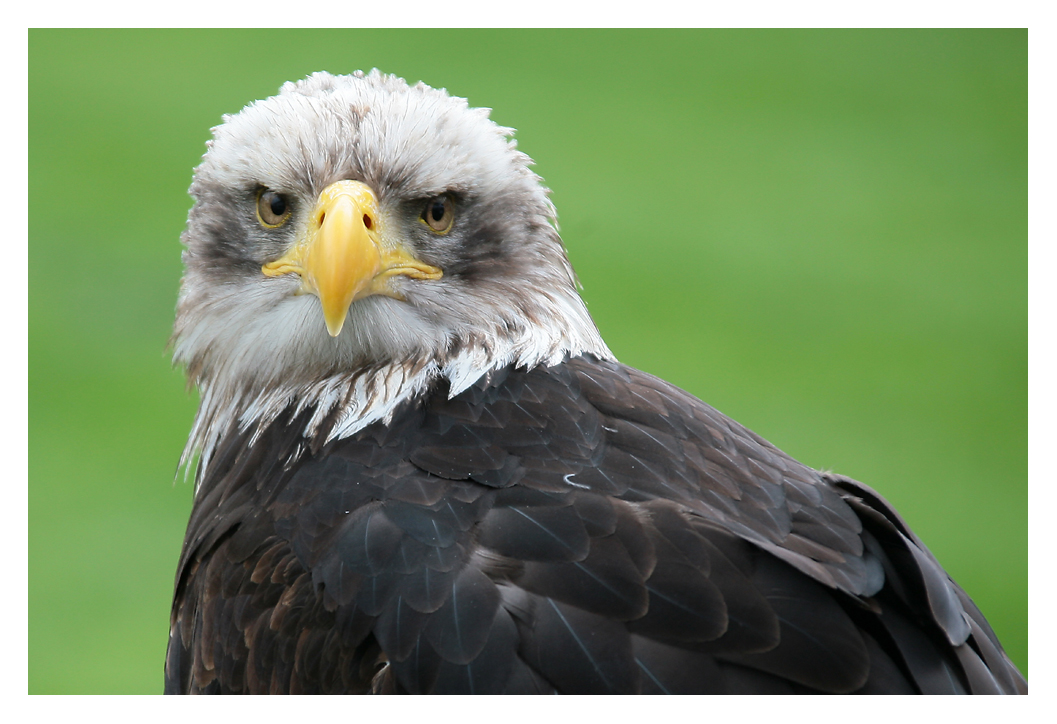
(29, 29, 1026, 693)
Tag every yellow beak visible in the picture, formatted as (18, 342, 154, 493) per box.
(261, 180, 442, 337)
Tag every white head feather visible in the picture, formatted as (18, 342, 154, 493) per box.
(173, 71, 612, 485)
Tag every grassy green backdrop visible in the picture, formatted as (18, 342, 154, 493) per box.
(29, 29, 1027, 693)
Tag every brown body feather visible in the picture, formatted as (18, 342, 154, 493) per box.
(165, 356, 1026, 694)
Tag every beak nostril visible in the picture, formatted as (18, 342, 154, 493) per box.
(319, 211, 326, 225)
(363, 214, 373, 230)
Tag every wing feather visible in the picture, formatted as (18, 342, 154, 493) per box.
(167, 356, 1024, 694)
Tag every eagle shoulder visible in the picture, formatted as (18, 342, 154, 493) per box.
(165, 354, 1025, 694)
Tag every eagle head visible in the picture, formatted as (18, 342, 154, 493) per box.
(173, 71, 610, 476)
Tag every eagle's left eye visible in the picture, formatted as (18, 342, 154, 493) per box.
(257, 189, 291, 228)
(421, 195, 454, 234)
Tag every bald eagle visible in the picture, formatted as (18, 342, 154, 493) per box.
(165, 71, 1026, 695)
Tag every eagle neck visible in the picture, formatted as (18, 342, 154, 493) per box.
(180, 307, 613, 494)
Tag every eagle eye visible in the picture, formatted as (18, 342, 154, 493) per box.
(421, 195, 454, 234)
(257, 189, 291, 228)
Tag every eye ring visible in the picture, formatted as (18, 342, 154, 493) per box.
(257, 188, 291, 228)
(420, 195, 454, 234)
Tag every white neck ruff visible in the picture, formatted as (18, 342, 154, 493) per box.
(180, 308, 613, 493)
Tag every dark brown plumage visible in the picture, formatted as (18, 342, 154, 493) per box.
(166, 359, 1025, 694)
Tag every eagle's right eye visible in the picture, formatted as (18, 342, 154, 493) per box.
(421, 195, 454, 234)
(257, 189, 291, 228)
